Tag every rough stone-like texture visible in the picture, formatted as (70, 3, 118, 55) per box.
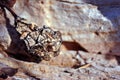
(0, 51, 120, 80)
(0, 0, 120, 80)
(5, 0, 119, 55)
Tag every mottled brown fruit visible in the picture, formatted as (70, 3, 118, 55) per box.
(16, 18, 62, 61)
(0, 3, 62, 62)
